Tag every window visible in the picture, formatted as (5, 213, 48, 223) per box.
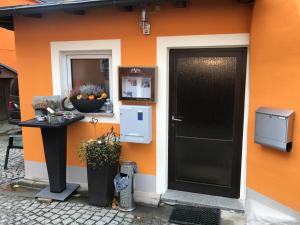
(66, 54, 113, 100)
(51, 39, 121, 123)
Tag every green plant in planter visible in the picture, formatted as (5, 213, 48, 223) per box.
(78, 128, 121, 168)
(78, 127, 121, 207)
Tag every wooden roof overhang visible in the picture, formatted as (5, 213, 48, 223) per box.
(0, 0, 255, 30)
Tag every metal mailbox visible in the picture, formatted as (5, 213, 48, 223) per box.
(255, 107, 295, 152)
(120, 105, 152, 144)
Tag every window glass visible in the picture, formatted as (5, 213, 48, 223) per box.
(71, 58, 110, 96)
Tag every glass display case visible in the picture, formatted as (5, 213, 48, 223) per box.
(119, 67, 156, 102)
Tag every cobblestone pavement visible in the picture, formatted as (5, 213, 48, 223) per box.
(0, 136, 25, 186)
(0, 136, 174, 225)
(0, 135, 244, 225)
(0, 194, 137, 225)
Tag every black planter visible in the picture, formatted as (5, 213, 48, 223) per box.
(87, 163, 118, 207)
(70, 98, 106, 113)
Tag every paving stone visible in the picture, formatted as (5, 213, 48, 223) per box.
(85, 219, 96, 225)
(63, 217, 74, 225)
(52, 218, 63, 224)
(76, 218, 86, 224)
(36, 216, 46, 222)
(114, 216, 123, 222)
(106, 213, 116, 218)
(51, 208, 60, 213)
(94, 211, 106, 217)
(110, 209, 118, 214)
(91, 215, 102, 221)
(41, 218, 51, 224)
(50, 214, 60, 220)
(43, 212, 53, 218)
(102, 216, 113, 223)
(124, 217, 134, 223)
(61, 214, 69, 219)
(117, 212, 126, 217)
(66, 209, 77, 215)
(120, 222, 130, 225)
(109, 221, 119, 225)
(21, 218, 30, 223)
(70, 212, 82, 220)
(70, 222, 79, 225)
(95, 221, 105, 225)
(126, 214, 135, 219)
(82, 213, 92, 220)
(28, 214, 38, 220)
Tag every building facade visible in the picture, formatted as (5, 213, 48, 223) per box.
(0, 0, 299, 219)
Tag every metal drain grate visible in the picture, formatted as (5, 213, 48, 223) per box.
(169, 205, 220, 225)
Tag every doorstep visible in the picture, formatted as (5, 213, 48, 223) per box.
(161, 189, 244, 212)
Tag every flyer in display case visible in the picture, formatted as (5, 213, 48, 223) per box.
(119, 67, 156, 101)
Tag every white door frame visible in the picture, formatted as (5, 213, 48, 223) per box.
(156, 33, 250, 201)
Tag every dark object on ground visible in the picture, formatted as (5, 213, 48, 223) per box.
(169, 204, 220, 225)
(4, 133, 23, 170)
(87, 163, 118, 207)
(8, 78, 21, 124)
(70, 98, 105, 113)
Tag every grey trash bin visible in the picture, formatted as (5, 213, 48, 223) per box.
(119, 161, 137, 211)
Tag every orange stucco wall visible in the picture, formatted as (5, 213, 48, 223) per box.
(0, 0, 35, 68)
(0, 29, 16, 68)
(14, 0, 251, 176)
(248, 0, 300, 211)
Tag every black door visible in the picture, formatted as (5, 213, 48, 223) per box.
(168, 48, 247, 198)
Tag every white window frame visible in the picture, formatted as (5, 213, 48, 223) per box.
(50, 39, 121, 123)
(65, 54, 113, 101)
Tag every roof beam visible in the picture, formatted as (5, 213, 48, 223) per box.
(173, 0, 187, 8)
(65, 10, 86, 15)
(238, 0, 255, 3)
(23, 13, 43, 18)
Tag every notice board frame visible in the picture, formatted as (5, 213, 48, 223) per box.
(119, 66, 157, 102)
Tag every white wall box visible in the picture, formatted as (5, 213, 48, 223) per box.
(120, 105, 152, 144)
(255, 107, 295, 152)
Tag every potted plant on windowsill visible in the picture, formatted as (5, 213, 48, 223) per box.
(69, 84, 107, 113)
(78, 128, 121, 207)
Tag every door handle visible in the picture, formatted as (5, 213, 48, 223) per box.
(172, 115, 183, 122)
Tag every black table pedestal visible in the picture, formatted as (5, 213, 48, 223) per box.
(41, 127, 67, 193)
(19, 115, 84, 201)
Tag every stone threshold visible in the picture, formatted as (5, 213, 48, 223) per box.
(161, 189, 244, 212)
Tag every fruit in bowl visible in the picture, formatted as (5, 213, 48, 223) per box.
(69, 84, 107, 113)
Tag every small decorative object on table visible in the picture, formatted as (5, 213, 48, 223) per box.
(69, 84, 107, 113)
(32, 96, 61, 121)
(78, 127, 121, 206)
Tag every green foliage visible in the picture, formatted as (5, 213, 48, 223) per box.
(78, 128, 121, 169)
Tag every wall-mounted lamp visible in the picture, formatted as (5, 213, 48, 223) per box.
(140, 9, 151, 35)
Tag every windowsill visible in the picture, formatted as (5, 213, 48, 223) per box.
(80, 112, 114, 117)
(74, 110, 118, 123)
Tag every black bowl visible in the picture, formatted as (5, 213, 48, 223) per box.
(70, 98, 106, 113)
